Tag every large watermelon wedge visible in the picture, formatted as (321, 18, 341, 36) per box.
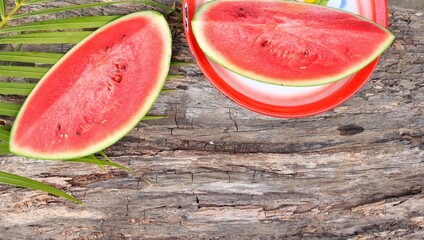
(192, 0, 395, 86)
(9, 11, 172, 160)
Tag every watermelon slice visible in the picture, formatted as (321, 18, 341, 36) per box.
(9, 11, 172, 159)
(192, 0, 395, 86)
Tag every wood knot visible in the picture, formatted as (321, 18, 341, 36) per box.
(338, 124, 364, 136)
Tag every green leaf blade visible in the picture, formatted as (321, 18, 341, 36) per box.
(0, 0, 5, 20)
(0, 82, 36, 95)
(0, 66, 48, 79)
(11, 2, 127, 20)
(0, 125, 12, 131)
(0, 102, 22, 117)
(23, 0, 53, 5)
(13, 1, 173, 20)
(0, 127, 10, 141)
(0, 52, 63, 64)
(0, 16, 120, 33)
(0, 31, 92, 44)
(142, 115, 166, 121)
(170, 62, 195, 67)
(63, 156, 130, 171)
(0, 141, 9, 153)
(0, 171, 81, 204)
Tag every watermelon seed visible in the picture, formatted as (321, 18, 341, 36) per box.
(57, 123, 61, 131)
(76, 123, 84, 136)
(121, 34, 126, 39)
(235, 7, 249, 18)
(111, 75, 122, 83)
(104, 46, 110, 51)
(261, 40, 268, 47)
(116, 64, 126, 70)
(237, 12, 247, 18)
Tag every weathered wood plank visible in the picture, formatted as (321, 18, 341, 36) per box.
(0, 2, 423, 240)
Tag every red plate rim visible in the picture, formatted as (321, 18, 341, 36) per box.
(183, 0, 389, 118)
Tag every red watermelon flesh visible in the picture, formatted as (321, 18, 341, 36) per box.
(192, 0, 395, 86)
(10, 11, 172, 159)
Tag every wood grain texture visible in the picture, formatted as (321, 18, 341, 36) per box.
(1, 2, 424, 239)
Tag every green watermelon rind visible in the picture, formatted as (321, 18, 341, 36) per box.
(191, 0, 395, 87)
(9, 11, 172, 160)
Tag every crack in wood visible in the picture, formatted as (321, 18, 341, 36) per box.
(348, 186, 423, 210)
(228, 108, 239, 132)
(66, 171, 128, 187)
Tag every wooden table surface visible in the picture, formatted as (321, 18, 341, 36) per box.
(1, 2, 423, 239)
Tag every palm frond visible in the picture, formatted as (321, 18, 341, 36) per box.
(0, 141, 9, 154)
(0, 0, 177, 202)
(0, 65, 48, 78)
(23, 0, 52, 5)
(0, 171, 81, 204)
(0, 82, 36, 95)
(0, 0, 6, 20)
(0, 102, 21, 117)
(0, 16, 120, 33)
(0, 125, 12, 131)
(49, 156, 130, 171)
(142, 115, 167, 120)
(170, 62, 195, 67)
(11, 2, 127, 20)
(167, 75, 186, 79)
(0, 31, 92, 44)
(0, 127, 10, 141)
(0, 52, 63, 64)
(11, 1, 173, 20)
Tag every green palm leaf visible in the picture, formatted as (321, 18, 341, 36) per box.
(0, 82, 36, 95)
(23, 0, 52, 5)
(0, 31, 92, 44)
(0, 0, 177, 202)
(0, 171, 81, 204)
(62, 155, 130, 171)
(11, 1, 173, 20)
(0, 127, 10, 141)
(170, 62, 195, 67)
(0, 16, 120, 33)
(11, 2, 127, 19)
(0, 52, 63, 64)
(142, 115, 166, 120)
(0, 65, 48, 78)
(0, 141, 9, 154)
(0, 125, 12, 131)
(0, 102, 21, 117)
(0, 0, 6, 20)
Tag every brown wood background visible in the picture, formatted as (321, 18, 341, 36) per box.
(1, 1, 423, 239)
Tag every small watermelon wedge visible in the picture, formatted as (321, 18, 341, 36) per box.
(192, 0, 395, 86)
(9, 11, 172, 160)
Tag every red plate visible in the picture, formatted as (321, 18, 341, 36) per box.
(183, 0, 389, 118)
